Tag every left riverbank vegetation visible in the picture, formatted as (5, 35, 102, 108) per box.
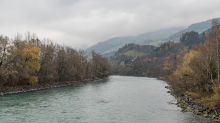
(110, 19, 220, 111)
(0, 32, 110, 88)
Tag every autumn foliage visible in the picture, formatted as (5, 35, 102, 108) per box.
(0, 33, 110, 87)
(165, 19, 220, 109)
(110, 19, 220, 110)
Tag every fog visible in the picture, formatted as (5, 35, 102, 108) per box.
(1, 0, 220, 49)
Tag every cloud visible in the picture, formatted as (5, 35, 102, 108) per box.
(1, 0, 220, 49)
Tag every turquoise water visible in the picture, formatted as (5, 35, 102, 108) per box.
(0, 76, 212, 123)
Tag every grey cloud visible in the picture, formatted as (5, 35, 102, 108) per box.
(1, 0, 220, 49)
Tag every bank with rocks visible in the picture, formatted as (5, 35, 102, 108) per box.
(165, 84, 220, 122)
(0, 77, 108, 96)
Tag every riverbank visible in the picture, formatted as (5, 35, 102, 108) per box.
(165, 83, 220, 122)
(0, 77, 108, 96)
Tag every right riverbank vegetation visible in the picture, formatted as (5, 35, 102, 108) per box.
(110, 19, 220, 114)
(0, 32, 110, 89)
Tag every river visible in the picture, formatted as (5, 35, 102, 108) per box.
(0, 76, 212, 123)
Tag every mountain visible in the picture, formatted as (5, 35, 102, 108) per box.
(86, 17, 220, 57)
(85, 27, 184, 57)
(166, 17, 220, 41)
(86, 36, 137, 56)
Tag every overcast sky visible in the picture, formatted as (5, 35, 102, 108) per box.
(1, 0, 220, 49)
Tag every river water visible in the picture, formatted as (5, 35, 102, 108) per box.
(0, 76, 212, 123)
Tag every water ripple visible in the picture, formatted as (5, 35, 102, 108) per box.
(0, 76, 213, 123)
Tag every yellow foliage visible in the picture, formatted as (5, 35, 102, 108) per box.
(173, 50, 201, 79)
(14, 42, 40, 84)
(23, 42, 40, 73)
(29, 76, 38, 85)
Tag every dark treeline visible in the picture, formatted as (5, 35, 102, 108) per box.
(0, 32, 110, 87)
(111, 19, 220, 110)
(114, 43, 156, 56)
(110, 43, 156, 67)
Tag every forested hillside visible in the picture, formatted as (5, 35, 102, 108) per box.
(86, 17, 220, 59)
(111, 29, 209, 76)
(0, 33, 110, 88)
(180, 30, 208, 48)
(115, 44, 156, 56)
(86, 27, 183, 57)
(111, 19, 220, 111)
(166, 17, 220, 41)
(110, 44, 156, 64)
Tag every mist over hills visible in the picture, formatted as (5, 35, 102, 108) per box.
(166, 17, 220, 41)
(86, 17, 220, 57)
(86, 27, 183, 56)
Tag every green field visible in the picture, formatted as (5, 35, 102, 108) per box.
(119, 50, 146, 57)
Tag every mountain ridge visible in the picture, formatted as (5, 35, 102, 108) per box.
(86, 17, 220, 57)
(86, 27, 183, 56)
(166, 17, 220, 41)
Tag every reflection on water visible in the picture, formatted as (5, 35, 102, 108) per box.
(0, 76, 212, 123)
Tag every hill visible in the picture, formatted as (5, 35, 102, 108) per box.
(86, 17, 220, 58)
(110, 29, 209, 76)
(115, 43, 156, 56)
(166, 17, 220, 41)
(85, 27, 184, 57)
(110, 30, 211, 77)
(109, 43, 156, 63)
